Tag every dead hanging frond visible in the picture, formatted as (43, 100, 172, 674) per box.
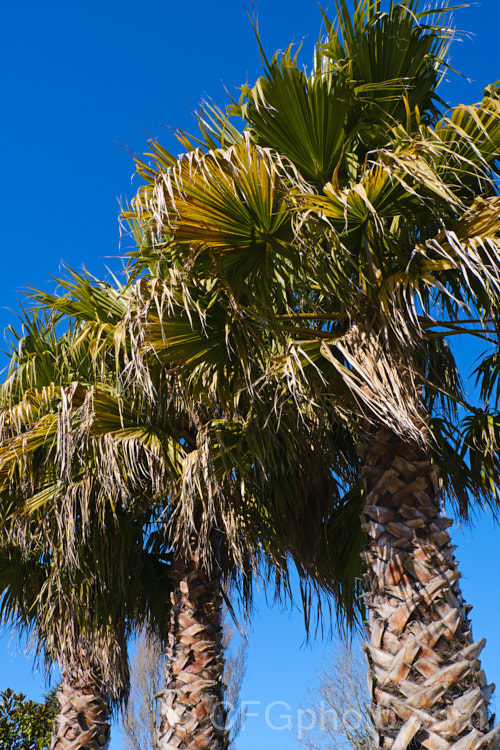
(379, 205, 500, 344)
(0, 532, 131, 705)
(74, 384, 185, 514)
(332, 326, 427, 444)
(56, 382, 87, 482)
(0, 375, 181, 567)
(171, 415, 281, 590)
(36, 581, 130, 700)
(173, 424, 257, 579)
(0, 442, 173, 708)
(279, 323, 427, 445)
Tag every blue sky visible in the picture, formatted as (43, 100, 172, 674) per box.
(1, 1, 500, 748)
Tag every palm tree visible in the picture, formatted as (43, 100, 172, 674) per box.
(0, 310, 172, 749)
(122, 1, 500, 748)
(28, 271, 363, 750)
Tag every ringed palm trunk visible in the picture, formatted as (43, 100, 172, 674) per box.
(359, 425, 499, 750)
(157, 544, 226, 750)
(50, 666, 111, 750)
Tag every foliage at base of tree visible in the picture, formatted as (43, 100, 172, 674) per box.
(0, 687, 57, 750)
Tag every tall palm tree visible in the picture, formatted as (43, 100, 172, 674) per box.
(0, 310, 173, 749)
(123, 1, 500, 748)
(29, 271, 363, 750)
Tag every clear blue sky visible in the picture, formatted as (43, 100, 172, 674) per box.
(1, 1, 500, 748)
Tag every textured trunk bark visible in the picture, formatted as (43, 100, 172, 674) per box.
(157, 552, 226, 750)
(359, 426, 499, 750)
(50, 669, 110, 750)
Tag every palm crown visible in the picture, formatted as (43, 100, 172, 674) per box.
(19, 266, 366, 750)
(124, 0, 500, 515)
(0, 306, 179, 750)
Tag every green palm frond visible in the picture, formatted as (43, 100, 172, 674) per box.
(1, 312, 91, 405)
(31, 267, 129, 326)
(234, 42, 353, 187)
(230, 0, 457, 192)
(322, 0, 455, 120)
(430, 407, 500, 521)
(135, 136, 293, 262)
(27, 268, 133, 378)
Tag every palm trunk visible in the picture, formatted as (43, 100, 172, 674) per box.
(50, 667, 110, 750)
(157, 551, 226, 750)
(359, 426, 499, 750)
